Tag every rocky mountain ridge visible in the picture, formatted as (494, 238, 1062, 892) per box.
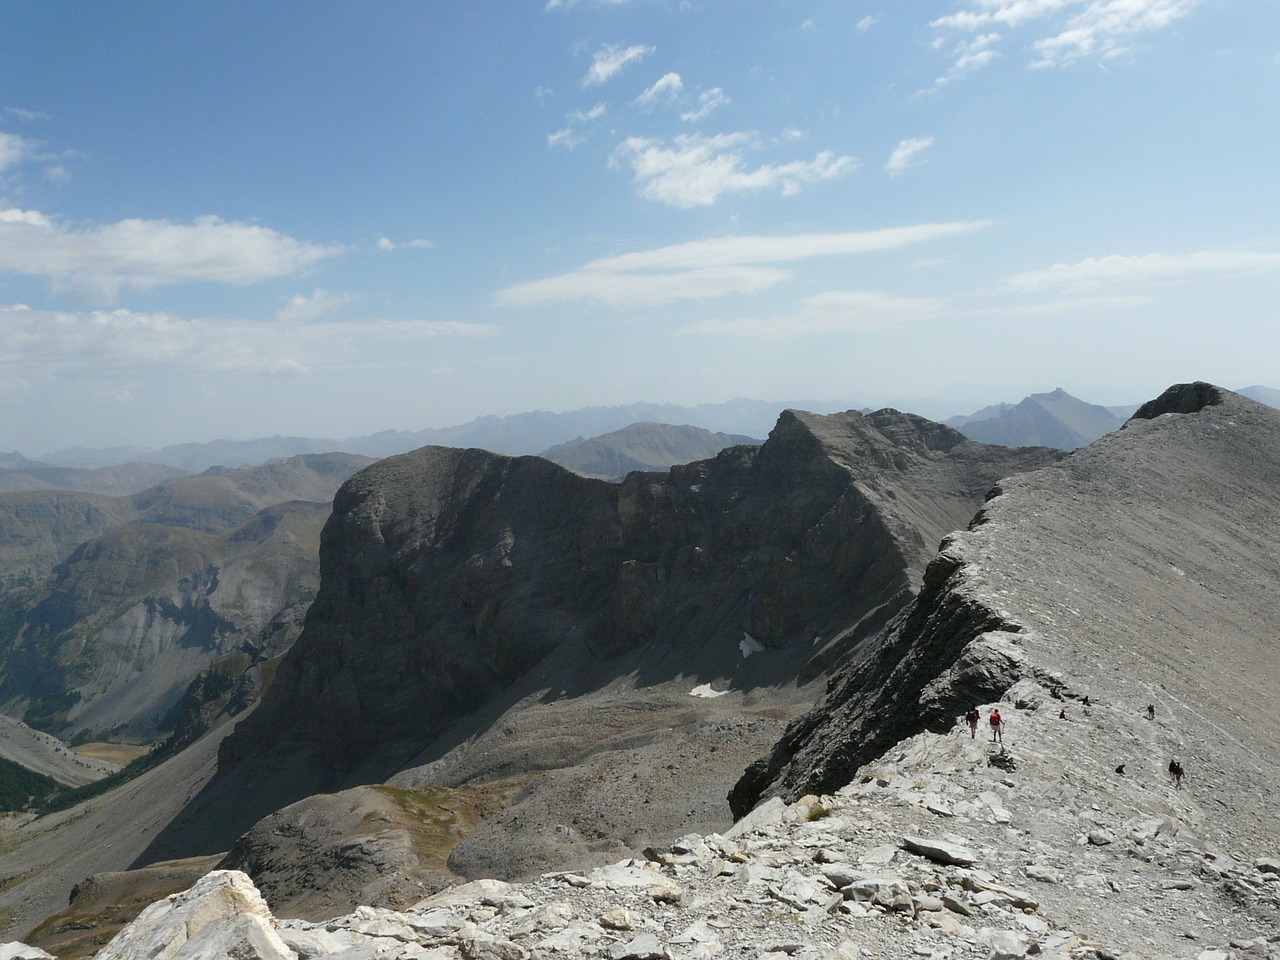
(134, 408, 1058, 879)
(539, 423, 759, 481)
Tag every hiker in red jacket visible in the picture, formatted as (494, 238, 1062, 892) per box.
(990, 708, 1004, 744)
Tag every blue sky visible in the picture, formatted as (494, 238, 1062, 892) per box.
(2, 0, 1277, 453)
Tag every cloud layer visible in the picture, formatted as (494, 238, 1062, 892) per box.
(0, 209, 340, 302)
(496, 222, 991, 307)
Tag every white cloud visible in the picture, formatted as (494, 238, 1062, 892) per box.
(680, 88, 730, 122)
(931, 0, 1202, 72)
(4, 107, 52, 123)
(377, 236, 435, 251)
(545, 0, 635, 10)
(495, 222, 991, 306)
(679, 290, 944, 338)
(885, 137, 935, 174)
(0, 208, 340, 303)
(499, 265, 791, 308)
(1003, 250, 1280, 291)
(276, 288, 355, 322)
(0, 132, 35, 173)
(611, 133, 858, 208)
(548, 127, 586, 150)
(635, 72, 683, 107)
(0, 304, 497, 378)
(857, 16, 878, 32)
(927, 33, 1002, 89)
(583, 43, 655, 87)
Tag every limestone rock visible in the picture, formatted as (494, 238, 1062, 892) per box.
(94, 870, 289, 960)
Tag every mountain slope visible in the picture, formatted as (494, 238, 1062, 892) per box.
(947, 387, 1123, 450)
(141, 409, 1059, 878)
(733, 383, 1280, 881)
(0, 454, 374, 737)
(539, 422, 758, 480)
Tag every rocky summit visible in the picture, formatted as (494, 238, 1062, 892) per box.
(139, 408, 1058, 879)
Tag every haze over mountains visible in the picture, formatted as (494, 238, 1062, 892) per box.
(2, 385, 1280, 959)
(0, 454, 372, 741)
(9, 387, 1278, 480)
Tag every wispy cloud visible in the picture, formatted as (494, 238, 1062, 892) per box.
(931, 0, 1203, 73)
(611, 132, 858, 208)
(0, 304, 497, 378)
(4, 107, 52, 123)
(545, 0, 636, 8)
(885, 137, 935, 174)
(635, 72, 683, 107)
(377, 236, 435, 251)
(857, 16, 878, 32)
(0, 132, 35, 173)
(495, 222, 991, 306)
(1003, 250, 1280, 291)
(679, 290, 944, 338)
(547, 103, 606, 150)
(926, 33, 1002, 89)
(276, 288, 355, 322)
(0, 208, 340, 303)
(681, 88, 730, 122)
(582, 43, 654, 87)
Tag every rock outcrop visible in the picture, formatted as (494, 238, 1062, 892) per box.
(155, 409, 1057, 873)
(732, 384, 1280, 879)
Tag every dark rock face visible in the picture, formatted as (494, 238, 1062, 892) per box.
(216, 409, 1059, 816)
(732, 385, 1280, 865)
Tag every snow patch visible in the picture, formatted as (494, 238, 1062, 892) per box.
(740, 632, 765, 658)
(690, 684, 729, 699)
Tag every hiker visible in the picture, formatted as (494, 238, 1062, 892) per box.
(989, 708, 1004, 744)
(1147, 704, 1155, 721)
(1168, 758, 1179, 784)
(966, 706, 980, 738)
(1173, 760, 1184, 789)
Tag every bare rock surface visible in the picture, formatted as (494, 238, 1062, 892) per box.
(154, 409, 1056, 876)
(74, 729, 1280, 959)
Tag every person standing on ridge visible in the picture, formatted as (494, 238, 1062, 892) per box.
(990, 708, 1004, 744)
(966, 706, 980, 738)
(1147, 704, 1155, 721)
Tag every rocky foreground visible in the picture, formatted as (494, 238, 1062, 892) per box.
(9, 682, 1279, 960)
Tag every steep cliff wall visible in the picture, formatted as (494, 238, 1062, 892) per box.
(732, 384, 1280, 868)
(196, 409, 1057, 868)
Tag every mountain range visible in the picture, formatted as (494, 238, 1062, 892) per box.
(2, 384, 1280, 958)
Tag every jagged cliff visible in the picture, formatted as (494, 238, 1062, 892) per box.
(732, 383, 1280, 871)
(136, 409, 1059, 874)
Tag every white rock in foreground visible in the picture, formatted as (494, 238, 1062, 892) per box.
(94, 870, 292, 960)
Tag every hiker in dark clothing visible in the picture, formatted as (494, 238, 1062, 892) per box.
(1173, 761, 1184, 788)
(966, 707, 980, 738)
(1147, 704, 1155, 721)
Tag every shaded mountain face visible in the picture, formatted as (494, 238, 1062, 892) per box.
(176, 410, 1060, 870)
(732, 383, 1280, 872)
(947, 388, 1123, 450)
(0, 453, 374, 738)
(538, 422, 759, 480)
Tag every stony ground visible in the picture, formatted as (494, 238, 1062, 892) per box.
(16, 672, 1277, 960)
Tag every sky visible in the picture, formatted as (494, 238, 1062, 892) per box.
(2, 0, 1278, 454)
